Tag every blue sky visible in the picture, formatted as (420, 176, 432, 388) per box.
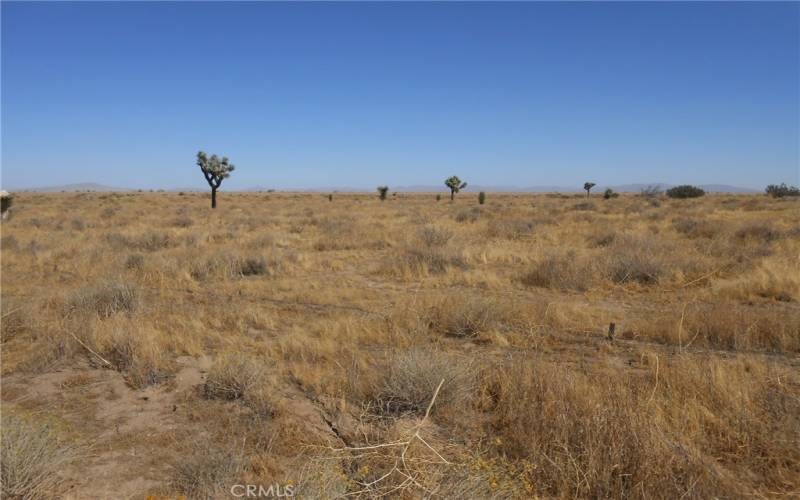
(2, 1, 798, 190)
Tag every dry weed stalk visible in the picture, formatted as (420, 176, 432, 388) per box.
(327, 379, 450, 497)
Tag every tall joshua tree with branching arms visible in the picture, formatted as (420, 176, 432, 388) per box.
(197, 151, 235, 209)
(445, 176, 467, 201)
(584, 182, 596, 198)
(377, 186, 389, 201)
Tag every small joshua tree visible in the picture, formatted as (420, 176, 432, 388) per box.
(478, 191, 486, 205)
(436, 194, 441, 202)
(584, 182, 596, 198)
(445, 176, 467, 201)
(197, 151, 235, 209)
(377, 186, 389, 201)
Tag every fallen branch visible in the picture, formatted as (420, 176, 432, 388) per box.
(326, 378, 449, 497)
(67, 331, 112, 367)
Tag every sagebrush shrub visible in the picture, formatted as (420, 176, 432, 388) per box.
(1, 413, 78, 499)
(376, 348, 475, 415)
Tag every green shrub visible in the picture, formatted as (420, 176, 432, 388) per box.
(478, 191, 486, 205)
(603, 188, 619, 199)
(765, 183, 800, 198)
(666, 185, 705, 199)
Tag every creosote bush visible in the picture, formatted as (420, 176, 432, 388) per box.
(666, 184, 705, 199)
(603, 188, 619, 199)
(765, 183, 800, 198)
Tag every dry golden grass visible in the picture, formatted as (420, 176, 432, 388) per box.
(1, 191, 798, 498)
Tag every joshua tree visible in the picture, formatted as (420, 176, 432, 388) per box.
(197, 151, 235, 209)
(445, 176, 467, 201)
(377, 186, 389, 201)
(584, 182, 596, 197)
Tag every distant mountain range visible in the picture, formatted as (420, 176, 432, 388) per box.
(15, 182, 131, 192)
(389, 183, 760, 194)
(11, 182, 760, 194)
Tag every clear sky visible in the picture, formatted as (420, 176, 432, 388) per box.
(2, 1, 798, 190)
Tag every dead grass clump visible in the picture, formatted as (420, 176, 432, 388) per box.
(657, 357, 800, 493)
(313, 215, 387, 251)
(402, 247, 466, 275)
(672, 217, 720, 239)
(480, 356, 777, 498)
(423, 295, 512, 338)
(66, 281, 139, 318)
(435, 458, 532, 498)
(632, 303, 800, 352)
(1, 302, 31, 343)
(124, 253, 145, 270)
(602, 236, 665, 285)
(1, 234, 19, 250)
(399, 227, 465, 275)
(101, 323, 173, 387)
(190, 253, 275, 280)
(203, 354, 274, 418)
(417, 226, 452, 247)
(572, 201, 596, 211)
(586, 230, 616, 247)
(481, 358, 668, 497)
(713, 257, 799, 302)
(239, 256, 268, 276)
(171, 438, 246, 499)
(169, 216, 193, 228)
(685, 304, 800, 352)
(105, 231, 173, 252)
(520, 252, 589, 291)
(294, 460, 350, 498)
(375, 348, 475, 416)
(486, 218, 537, 239)
(1, 412, 78, 499)
(454, 207, 481, 223)
(734, 222, 781, 243)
